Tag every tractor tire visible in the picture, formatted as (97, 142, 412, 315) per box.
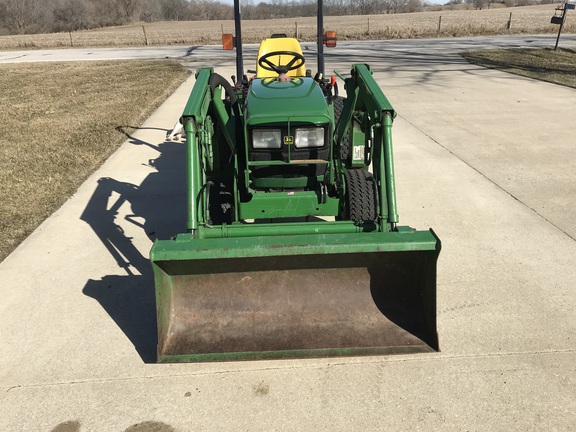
(333, 96, 350, 161)
(344, 169, 377, 222)
(333, 95, 345, 125)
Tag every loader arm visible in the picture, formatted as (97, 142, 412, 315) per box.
(336, 64, 400, 230)
(179, 68, 240, 232)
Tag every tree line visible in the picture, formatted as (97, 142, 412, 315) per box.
(446, 0, 555, 10)
(0, 0, 553, 36)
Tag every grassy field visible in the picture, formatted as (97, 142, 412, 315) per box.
(462, 47, 576, 89)
(0, 4, 573, 50)
(0, 60, 190, 262)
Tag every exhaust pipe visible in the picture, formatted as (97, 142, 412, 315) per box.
(234, 0, 244, 81)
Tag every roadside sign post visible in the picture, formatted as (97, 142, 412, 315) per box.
(551, 2, 575, 50)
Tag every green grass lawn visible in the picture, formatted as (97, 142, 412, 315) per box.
(461, 47, 576, 89)
(0, 60, 190, 262)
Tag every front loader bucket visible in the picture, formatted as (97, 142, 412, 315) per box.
(151, 229, 440, 362)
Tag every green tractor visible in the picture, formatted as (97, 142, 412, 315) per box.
(150, 0, 440, 362)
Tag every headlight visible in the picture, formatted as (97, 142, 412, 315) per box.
(252, 129, 281, 149)
(294, 127, 324, 149)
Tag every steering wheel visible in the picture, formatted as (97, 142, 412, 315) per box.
(258, 51, 305, 75)
(260, 77, 305, 89)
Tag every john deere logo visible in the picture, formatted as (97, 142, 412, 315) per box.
(284, 136, 294, 145)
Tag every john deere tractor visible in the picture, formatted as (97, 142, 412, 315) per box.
(150, 0, 440, 362)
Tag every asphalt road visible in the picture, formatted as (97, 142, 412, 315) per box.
(1, 35, 575, 431)
(1, 34, 576, 64)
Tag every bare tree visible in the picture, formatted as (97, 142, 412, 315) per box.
(160, 0, 188, 21)
(473, 0, 488, 9)
(53, 0, 88, 31)
(242, 0, 257, 19)
(86, 0, 123, 27)
(139, 0, 162, 22)
(117, 0, 142, 23)
(407, 0, 423, 12)
(0, 2, 9, 33)
(200, 1, 233, 20)
(325, 0, 351, 16)
(0, 0, 45, 34)
(351, 0, 382, 15)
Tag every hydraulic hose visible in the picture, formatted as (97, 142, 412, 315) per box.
(209, 73, 237, 106)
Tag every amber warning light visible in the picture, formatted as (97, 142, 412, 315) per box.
(324, 31, 337, 48)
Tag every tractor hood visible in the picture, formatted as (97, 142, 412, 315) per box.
(245, 77, 330, 126)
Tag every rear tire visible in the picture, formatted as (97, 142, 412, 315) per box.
(344, 169, 377, 222)
(333, 96, 350, 161)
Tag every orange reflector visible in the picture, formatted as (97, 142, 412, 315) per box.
(324, 31, 337, 48)
(330, 75, 337, 87)
(222, 34, 234, 50)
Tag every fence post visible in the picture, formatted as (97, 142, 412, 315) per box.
(437, 16, 442, 36)
(507, 12, 512, 31)
(69, 32, 73, 47)
(142, 25, 149, 46)
(295, 21, 298, 39)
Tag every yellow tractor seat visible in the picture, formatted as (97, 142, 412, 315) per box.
(256, 36, 306, 78)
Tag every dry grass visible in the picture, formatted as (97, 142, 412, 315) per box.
(0, 60, 190, 262)
(462, 47, 576, 89)
(0, 5, 573, 50)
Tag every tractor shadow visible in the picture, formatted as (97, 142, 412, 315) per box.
(80, 135, 186, 363)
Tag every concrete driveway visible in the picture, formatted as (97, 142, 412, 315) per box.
(1, 37, 575, 431)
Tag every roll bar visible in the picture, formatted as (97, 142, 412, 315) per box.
(223, 0, 337, 79)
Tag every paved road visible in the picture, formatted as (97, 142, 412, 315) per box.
(1, 36, 575, 431)
(1, 34, 575, 63)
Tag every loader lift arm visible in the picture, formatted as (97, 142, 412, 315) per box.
(336, 64, 400, 230)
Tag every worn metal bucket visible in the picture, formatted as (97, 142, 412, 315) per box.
(151, 229, 440, 362)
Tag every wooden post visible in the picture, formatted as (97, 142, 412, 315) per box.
(69, 32, 73, 47)
(142, 25, 149, 46)
(437, 16, 442, 36)
(295, 21, 298, 39)
(507, 12, 512, 31)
